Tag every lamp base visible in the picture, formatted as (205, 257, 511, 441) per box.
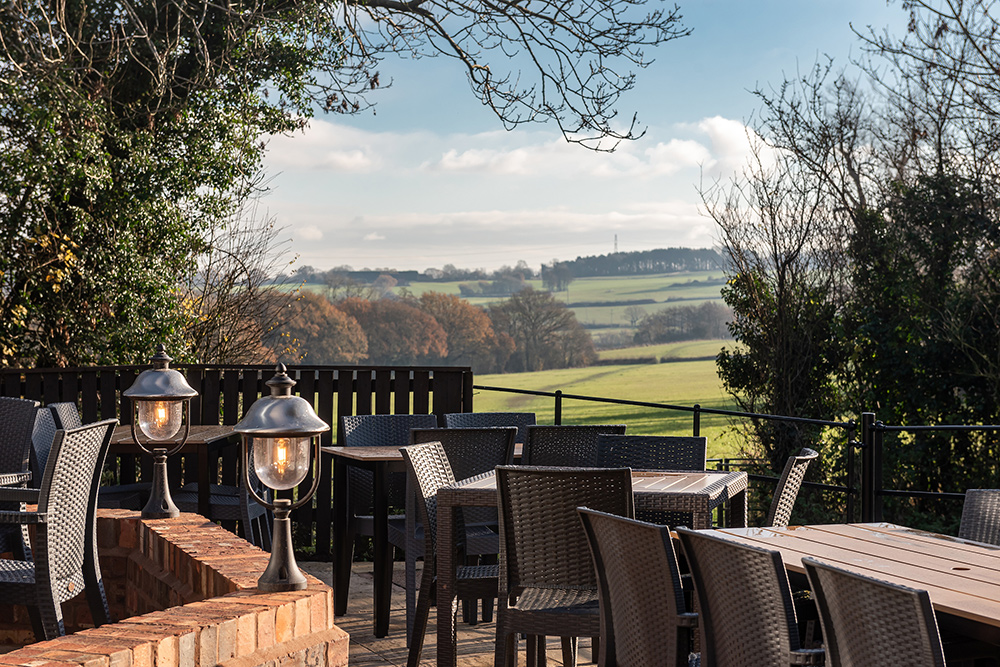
(142, 449, 180, 519)
(259, 502, 307, 591)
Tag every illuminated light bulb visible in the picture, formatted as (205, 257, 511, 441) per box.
(255, 436, 310, 490)
(137, 400, 182, 441)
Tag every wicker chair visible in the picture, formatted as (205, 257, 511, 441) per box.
(578, 507, 698, 667)
(406, 426, 517, 631)
(0, 398, 40, 556)
(675, 527, 824, 667)
(958, 489, 1000, 546)
(444, 412, 536, 444)
(339, 414, 439, 602)
(803, 557, 946, 666)
(495, 465, 635, 667)
(399, 442, 499, 667)
(522, 425, 627, 467)
(0, 419, 117, 640)
(764, 448, 819, 528)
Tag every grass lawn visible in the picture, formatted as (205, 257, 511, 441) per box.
(473, 354, 741, 459)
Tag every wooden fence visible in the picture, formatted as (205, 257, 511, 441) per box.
(1, 363, 474, 556)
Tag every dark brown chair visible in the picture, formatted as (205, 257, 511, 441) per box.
(803, 557, 946, 666)
(406, 426, 517, 631)
(522, 425, 627, 467)
(399, 441, 499, 667)
(495, 465, 634, 667)
(958, 488, 1000, 546)
(0, 419, 117, 640)
(675, 527, 824, 666)
(765, 448, 819, 528)
(578, 507, 697, 667)
(444, 412, 536, 444)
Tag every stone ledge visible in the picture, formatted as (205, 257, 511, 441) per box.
(0, 511, 348, 667)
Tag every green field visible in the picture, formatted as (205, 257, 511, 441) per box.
(472, 348, 741, 459)
(598, 340, 734, 361)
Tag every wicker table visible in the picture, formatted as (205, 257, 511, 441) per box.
(109, 425, 238, 517)
(711, 522, 1000, 648)
(435, 468, 748, 667)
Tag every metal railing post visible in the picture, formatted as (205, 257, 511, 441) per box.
(554, 390, 563, 425)
(846, 419, 857, 522)
(861, 412, 875, 522)
(873, 419, 885, 522)
(693, 404, 701, 437)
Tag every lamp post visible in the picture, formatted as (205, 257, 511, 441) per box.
(123, 344, 198, 519)
(234, 364, 329, 591)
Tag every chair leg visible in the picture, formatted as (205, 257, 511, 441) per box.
(495, 625, 516, 667)
(590, 637, 599, 664)
(560, 637, 577, 667)
(405, 568, 435, 667)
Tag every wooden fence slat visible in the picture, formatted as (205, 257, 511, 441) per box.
(412, 371, 430, 415)
(394, 370, 410, 415)
(315, 370, 336, 556)
(337, 370, 355, 446)
(202, 369, 221, 426)
(81, 371, 99, 423)
(375, 369, 392, 414)
(222, 370, 241, 425)
(356, 370, 373, 416)
(62, 372, 79, 407)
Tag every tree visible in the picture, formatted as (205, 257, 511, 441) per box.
(336, 298, 448, 365)
(542, 262, 574, 292)
(414, 292, 508, 371)
(623, 305, 647, 328)
(183, 201, 300, 364)
(272, 291, 369, 364)
(490, 287, 590, 372)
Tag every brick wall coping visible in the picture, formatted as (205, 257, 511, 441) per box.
(0, 511, 348, 667)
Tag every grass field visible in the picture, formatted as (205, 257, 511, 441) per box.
(598, 340, 734, 361)
(472, 346, 741, 459)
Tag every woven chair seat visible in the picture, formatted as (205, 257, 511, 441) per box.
(511, 587, 600, 615)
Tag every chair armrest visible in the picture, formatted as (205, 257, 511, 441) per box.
(0, 487, 41, 503)
(790, 648, 825, 665)
(0, 510, 46, 525)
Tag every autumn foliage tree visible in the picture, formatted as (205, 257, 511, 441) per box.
(413, 292, 513, 372)
(271, 292, 369, 364)
(490, 287, 595, 371)
(336, 298, 448, 365)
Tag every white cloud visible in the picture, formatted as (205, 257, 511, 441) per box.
(363, 232, 386, 241)
(295, 225, 324, 241)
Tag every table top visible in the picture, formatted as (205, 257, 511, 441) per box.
(323, 442, 525, 461)
(110, 424, 236, 446)
(713, 522, 1000, 630)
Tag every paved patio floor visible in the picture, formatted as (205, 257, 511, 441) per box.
(299, 560, 592, 667)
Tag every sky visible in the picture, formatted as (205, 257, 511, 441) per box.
(261, 0, 909, 274)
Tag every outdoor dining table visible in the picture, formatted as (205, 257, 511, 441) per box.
(323, 442, 526, 637)
(709, 522, 1000, 647)
(435, 468, 749, 667)
(109, 424, 238, 517)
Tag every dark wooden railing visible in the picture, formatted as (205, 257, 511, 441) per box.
(2, 363, 473, 556)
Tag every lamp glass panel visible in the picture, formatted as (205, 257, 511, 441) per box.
(255, 436, 311, 490)
(137, 400, 183, 441)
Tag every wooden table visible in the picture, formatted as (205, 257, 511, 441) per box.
(323, 442, 527, 638)
(435, 469, 748, 667)
(712, 523, 1000, 646)
(110, 425, 238, 517)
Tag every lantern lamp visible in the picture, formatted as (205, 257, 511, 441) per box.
(234, 364, 329, 591)
(123, 344, 198, 519)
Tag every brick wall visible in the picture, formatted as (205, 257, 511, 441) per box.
(0, 511, 349, 667)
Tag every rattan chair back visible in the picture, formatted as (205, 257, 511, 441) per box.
(803, 557, 946, 667)
(0, 397, 40, 477)
(675, 527, 823, 667)
(578, 508, 696, 667)
(522, 425, 627, 467)
(596, 434, 707, 471)
(31, 406, 58, 484)
(0, 418, 118, 640)
(958, 488, 1000, 546)
(400, 441, 497, 667)
(764, 448, 819, 528)
(341, 413, 439, 513)
(444, 412, 536, 445)
(411, 426, 516, 481)
(49, 402, 82, 430)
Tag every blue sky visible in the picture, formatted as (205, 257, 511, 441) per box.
(262, 1, 907, 273)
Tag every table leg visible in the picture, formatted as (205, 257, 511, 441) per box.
(373, 461, 392, 638)
(333, 457, 351, 616)
(437, 499, 459, 667)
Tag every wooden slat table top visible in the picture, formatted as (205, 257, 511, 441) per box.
(715, 523, 1000, 630)
(111, 424, 236, 446)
